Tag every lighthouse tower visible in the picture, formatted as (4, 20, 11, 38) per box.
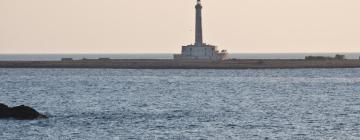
(174, 0, 229, 60)
(195, 0, 203, 47)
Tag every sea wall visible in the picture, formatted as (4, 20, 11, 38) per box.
(0, 59, 360, 69)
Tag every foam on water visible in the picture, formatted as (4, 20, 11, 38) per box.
(0, 69, 359, 139)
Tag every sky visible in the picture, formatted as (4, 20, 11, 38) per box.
(0, 0, 360, 54)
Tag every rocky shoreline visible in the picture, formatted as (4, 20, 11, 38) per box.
(0, 59, 360, 69)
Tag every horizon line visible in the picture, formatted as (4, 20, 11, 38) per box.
(1, 52, 360, 55)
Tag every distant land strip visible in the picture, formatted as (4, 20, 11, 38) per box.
(0, 59, 360, 69)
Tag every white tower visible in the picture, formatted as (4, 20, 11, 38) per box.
(195, 0, 203, 47)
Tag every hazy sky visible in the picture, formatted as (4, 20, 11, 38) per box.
(1, 0, 360, 54)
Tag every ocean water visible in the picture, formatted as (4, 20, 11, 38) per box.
(0, 68, 360, 140)
(0, 53, 360, 61)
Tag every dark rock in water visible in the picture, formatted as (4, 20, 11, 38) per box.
(0, 103, 47, 120)
(11, 105, 48, 120)
(0, 103, 12, 118)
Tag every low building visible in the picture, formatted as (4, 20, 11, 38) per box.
(174, 44, 228, 60)
(334, 54, 345, 60)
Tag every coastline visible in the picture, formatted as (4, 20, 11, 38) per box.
(0, 59, 360, 69)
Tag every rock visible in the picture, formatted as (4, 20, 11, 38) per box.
(0, 103, 12, 118)
(11, 105, 48, 120)
(0, 103, 47, 120)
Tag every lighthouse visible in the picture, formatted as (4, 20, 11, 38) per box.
(195, 0, 203, 47)
(174, 0, 229, 60)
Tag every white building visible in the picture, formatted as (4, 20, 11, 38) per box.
(174, 0, 229, 60)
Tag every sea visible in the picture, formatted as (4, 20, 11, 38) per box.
(0, 53, 360, 61)
(0, 68, 359, 140)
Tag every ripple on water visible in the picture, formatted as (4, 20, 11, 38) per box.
(0, 68, 360, 139)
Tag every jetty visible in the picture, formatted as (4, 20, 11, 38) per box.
(0, 59, 360, 69)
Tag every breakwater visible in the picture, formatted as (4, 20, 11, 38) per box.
(0, 59, 360, 69)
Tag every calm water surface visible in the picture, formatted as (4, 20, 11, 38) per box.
(0, 68, 359, 140)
